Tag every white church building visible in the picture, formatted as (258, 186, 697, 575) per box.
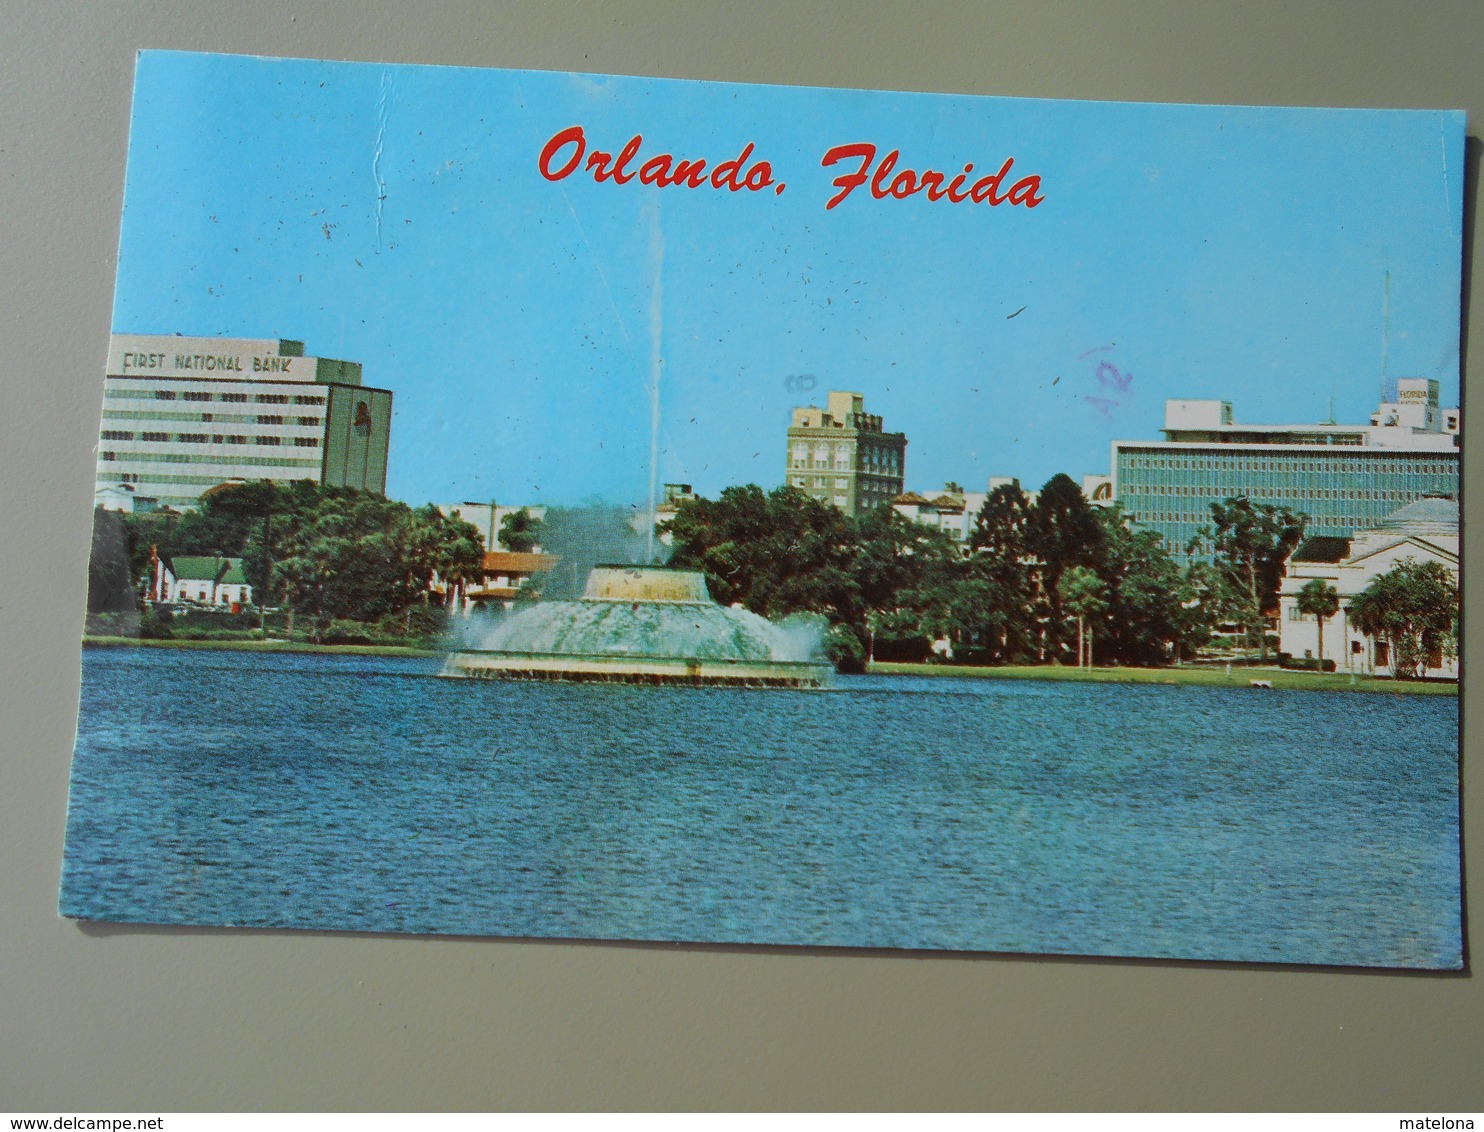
(1278, 496, 1459, 679)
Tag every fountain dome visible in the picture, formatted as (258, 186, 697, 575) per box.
(443, 565, 831, 688)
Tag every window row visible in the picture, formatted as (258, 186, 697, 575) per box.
(1128, 485, 1443, 501)
(102, 432, 322, 446)
(789, 442, 903, 473)
(98, 452, 320, 468)
(99, 471, 318, 487)
(1134, 509, 1373, 527)
(1124, 454, 1454, 476)
(146, 390, 326, 405)
(101, 410, 320, 426)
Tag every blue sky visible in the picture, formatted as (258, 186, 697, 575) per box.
(112, 52, 1465, 507)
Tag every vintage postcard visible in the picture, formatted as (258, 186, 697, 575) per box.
(64, 51, 1463, 967)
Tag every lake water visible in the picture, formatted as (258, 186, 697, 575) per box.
(60, 647, 1462, 967)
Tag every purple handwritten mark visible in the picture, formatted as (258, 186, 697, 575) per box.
(1078, 343, 1115, 360)
(1095, 361, 1133, 394)
(1084, 396, 1118, 417)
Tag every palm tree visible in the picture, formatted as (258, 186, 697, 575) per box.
(1057, 565, 1108, 669)
(1296, 578, 1340, 669)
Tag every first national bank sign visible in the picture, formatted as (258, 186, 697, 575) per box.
(114, 349, 299, 378)
(107, 336, 315, 382)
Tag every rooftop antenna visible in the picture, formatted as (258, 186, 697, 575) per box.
(1323, 395, 1335, 426)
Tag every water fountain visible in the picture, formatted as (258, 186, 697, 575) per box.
(442, 565, 831, 688)
(439, 201, 830, 687)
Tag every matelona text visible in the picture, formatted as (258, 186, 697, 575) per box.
(538, 126, 1045, 210)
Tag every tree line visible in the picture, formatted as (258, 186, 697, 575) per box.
(94, 480, 484, 641)
(89, 474, 1457, 675)
(664, 474, 1456, 677)
(664, 474, 1241, 671)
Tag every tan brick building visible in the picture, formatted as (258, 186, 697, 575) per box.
(784, 391, 906, 516)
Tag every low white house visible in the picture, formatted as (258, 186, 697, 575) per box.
(1278, 497, 1458, 678)
(94, 483, 136, 513)
(149, 554, 254, 610)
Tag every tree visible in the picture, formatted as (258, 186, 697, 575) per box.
(1095, 505, 1202, 666)
(1057, 565, 1108, 669)
(244, 489, 481, 639)
(1347, 558, 1457, 679)
(971, 483, 1032, 558)
(894, 528, 1002, 660)
(852, 505, 966, 657)
(666, 484, 862, 624)
(966, 483, 1039, 662)
(232, 480, 325, 616)
(852, 506, 925, 613)
(1027, 474, 1105, 661)
(117, 481, 486, 637)
(87, 507, 137, 614)
(1202, 497, 1306, 661)
(1296, 579, 1340, 668)
(665, 485, 867, 668)
(498, 507, 542, 553)
(413, 504, 486, 608)
(1173, 558, 1226, 663)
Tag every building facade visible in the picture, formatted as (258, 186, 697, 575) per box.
(438, 551, 559, 611)
(1277, 497, 1458, 679)
(652, 483, 698, 547)
(785, 391, 906, 516)
(439, 502, 549, 552)
(1111, 381, 1459, 558)
(891, 483, 987, 546)
(97, 334, 392, 511)
(145, 551, 253, 610)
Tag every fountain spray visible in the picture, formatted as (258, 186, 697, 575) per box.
(646, 198, 665, 565)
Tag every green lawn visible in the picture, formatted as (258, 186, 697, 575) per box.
(82, 636, 440, 658)
(868, 661, 1457, 696)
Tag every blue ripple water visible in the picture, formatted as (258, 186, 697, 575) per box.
(60, 648, 1462, 967)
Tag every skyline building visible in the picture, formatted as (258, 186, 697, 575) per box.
(96, 334, 392, 511)
(438, 501, 549, 552)
(1110, 379, 1459, 558)
(785, 390, 907, 517)
(891, 483, 987, 547)
(1278, 495, 1459, 679)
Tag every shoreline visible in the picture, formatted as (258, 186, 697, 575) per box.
(868, 661, 1457, 696)
(81, 637, 1456, 695)
(82, 636, 441, 658)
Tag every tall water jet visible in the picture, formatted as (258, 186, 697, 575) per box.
(646, 197, 664, 564)
(442, 565, 831, 688)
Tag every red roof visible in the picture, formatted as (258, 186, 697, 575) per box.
(482, 551, 559, 573)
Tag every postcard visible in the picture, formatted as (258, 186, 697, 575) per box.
(64, 51, 1464, 967)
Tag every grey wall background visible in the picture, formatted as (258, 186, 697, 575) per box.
(2, 0, 1480, 1110)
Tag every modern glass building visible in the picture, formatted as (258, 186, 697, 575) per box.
(1112, 383, 1459, 559)
(96, 334, 393, 511)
